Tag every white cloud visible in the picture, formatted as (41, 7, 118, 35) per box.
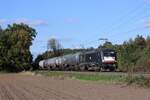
(0, 19, 6, 24)
(0, 18, 48, 26)
(144, 0, 150, 3)
(65, 18, 80, 24)
(144, 20, 150, 28)
(14, 18, 48, 26)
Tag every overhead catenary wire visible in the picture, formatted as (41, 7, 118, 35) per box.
(101, 2, 149, 34)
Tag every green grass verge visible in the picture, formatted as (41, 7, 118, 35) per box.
(34, 71, 126, 83)
(34, 71, 150, 87)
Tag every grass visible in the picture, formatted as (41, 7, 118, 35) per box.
(34, 70, 150, 87)
(34, 71, 126, 83)
(72, 74, 125, 83)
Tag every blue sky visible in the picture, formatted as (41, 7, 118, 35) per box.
(0, 0, 150, 57)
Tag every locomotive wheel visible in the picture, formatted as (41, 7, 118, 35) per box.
(79, 65, 87, 71)
(100, 67, 106, 72)
(80, 66, 85, 71)
(109, 67, 116, 72)
(96, 67, 101, 72)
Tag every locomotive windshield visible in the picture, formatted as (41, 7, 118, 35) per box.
(103, 51, 116, 57)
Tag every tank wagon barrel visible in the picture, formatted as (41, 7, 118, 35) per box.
(62, 53, 80, 65)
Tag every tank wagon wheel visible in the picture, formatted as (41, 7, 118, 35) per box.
(65, 65, 71, 71)
(70, 65, 75, 71)
(49, 65, 52, 70)
(59, 65, 64, 71)
(74, 65, 80, 71)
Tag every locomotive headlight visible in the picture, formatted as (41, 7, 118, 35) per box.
(103, 56, 115, 63)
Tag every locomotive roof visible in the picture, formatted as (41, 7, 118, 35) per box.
(81, 48, 115, 54)
(100, 48, 115, 51)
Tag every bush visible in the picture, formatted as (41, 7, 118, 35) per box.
(126, 75, 150, 87)
(135, 57, 150, 72)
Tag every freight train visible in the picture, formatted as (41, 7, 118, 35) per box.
(39, 48, 117, 71)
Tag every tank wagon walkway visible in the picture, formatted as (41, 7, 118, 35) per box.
(0, 74, 150, 100)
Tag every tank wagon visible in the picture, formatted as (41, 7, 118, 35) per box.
(39, 49, 117, 71)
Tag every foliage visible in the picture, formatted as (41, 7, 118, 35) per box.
(125, 75, 150, 87)
(114, 35, 150, 72)
(102, 41, 113, 49)
(0, 23, 37, 72)
(32, 54, 44, 70)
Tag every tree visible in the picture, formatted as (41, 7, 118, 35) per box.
(47, 38, 63, 57)
(0, 23, 37, 72)
(33, 54, 44, 70)
(0, 26, 2, 33)
(102, 41, 113, 49)
(134, 35, 146, 49)
(0, 26, 4, 70)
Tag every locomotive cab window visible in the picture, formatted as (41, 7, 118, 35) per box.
(103, 51, 116, 57)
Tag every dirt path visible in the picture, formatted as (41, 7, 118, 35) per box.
(0, 74, 150, 100)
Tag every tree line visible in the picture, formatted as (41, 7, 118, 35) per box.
(116, 35, 150, 72)
(35, 35, 150, 72)
(0, 23, 150, 72)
